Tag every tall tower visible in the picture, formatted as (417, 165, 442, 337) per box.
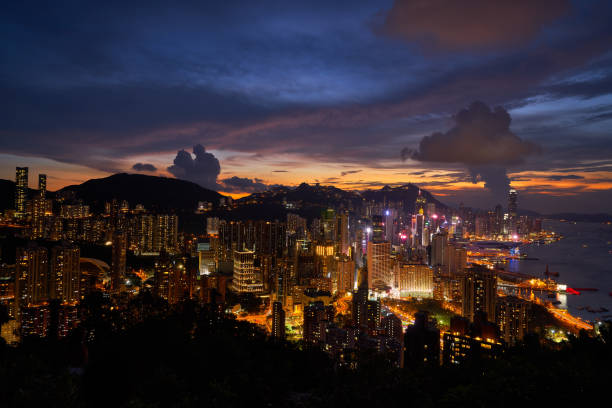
(508, 189, 518, 218)
(367, 241, 392, 290)
(15, 167, 28, 219)
(271, 301, 286, 339)
(415, 189, 427, 215)
(111, 230, 127, 293)
(38, 174, 47, 198)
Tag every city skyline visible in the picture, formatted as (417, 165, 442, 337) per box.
(2, 1, 612, 213)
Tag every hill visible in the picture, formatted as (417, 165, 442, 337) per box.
(58, 173, 223, 212)
(360, 184, 447, 211)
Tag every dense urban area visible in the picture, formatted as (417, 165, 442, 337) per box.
(1, 168, 610, 406)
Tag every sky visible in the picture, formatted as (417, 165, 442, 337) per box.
(2, 0, 612, 213)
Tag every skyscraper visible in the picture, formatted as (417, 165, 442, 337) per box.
(15, 167, 28, 219)
(508, 189, 518, 218)
(462, 266, 497, 322)
(15, 244, 49, 318)
(496, 296, 532, 345)
(38, 174, 47, 198)
(50, 244, 80, 303)
(271, 301, 286, 339)
(111, 230, 127, 293)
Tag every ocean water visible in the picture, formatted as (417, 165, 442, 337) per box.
(507, 220, 612, 322)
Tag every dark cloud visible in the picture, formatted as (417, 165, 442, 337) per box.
(272, 170, 289, 173)
(547, 174, 585, 181)
(167, 145, 220, 190)
(131, 163, 157, 172)
(380, 0, 569, 50)
(340, 170, 362, 176)
(408, 101, 541, 165)
(408, 102, 541, 203)
(219, 176, 274, 193)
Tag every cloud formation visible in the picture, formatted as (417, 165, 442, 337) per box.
(408, 101, 541, 203)
(132, 163, 157, 172)
(381, 0, 569, 50)
(219, 176, 271, 193)
(167, 145, 220, 190)
(547, 174, 584, 181)
(341, 170, 362, 176)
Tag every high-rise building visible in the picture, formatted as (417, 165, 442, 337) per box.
(231, 250, 262, 293)
(271, 301, 286, 339)
(15, 167, 28, 219)
(382, 313, 403, 342)
(371, 215, 384, 243)
(462, 267, 497, 322)
(111, 230, 127, 293)
(334, 257, 355, 295)
(337, 212, 350, 255)
(430, 232, 448, 267)
(365, 298, 381, 331)
(508, 189, 518, 219)
(38, 174, 47, 198)
(15, 244, 49, 314)
(50, 243, 80, 303)
(415, 189, 427, 215)
(496, 296, 532, 345)
(303, 301, 334, 344)
(367, 241, 392, 290)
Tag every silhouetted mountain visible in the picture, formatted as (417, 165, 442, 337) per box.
(58, 173, 223, 212)
(236, 182, 447, 214)
(360, 184, 447, 211)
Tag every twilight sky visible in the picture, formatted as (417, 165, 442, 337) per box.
(2, 0, 612, 213)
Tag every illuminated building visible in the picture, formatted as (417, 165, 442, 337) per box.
(442, 316, 503, 365)
(321, 208, 337, 242)
(415, 189, 426, 215)
(111, 230, 127, 293)
(50, 243, 80, 303)
(206, 217, 220, 235)
(496, 296, 532, 345)
(365, 298, 381, 331)
(430, 232, 448, 267)
(398, 264, 433, 298)
(38, 174, 46, 198)
(303, 301, 334, 344)
(352, 267, 369, 329)
(426, 202, 436, 219)
(508, 188, 518, 218)
(15, 167, 28, 219)
(31, 196, 47, 239)
(231, 250, 263, 293)
(337, 211, 350, 255)
(462, 267, 497, 323)
(271, 301, 285, 339)
(334, 256, 355, 295)
(382, 313, 402, 342)
(15, 244, 49, 315)
(371, 215, 384, 243)
(198, 240, 216, 275)
(444, 244, 467, 276)
(154, 252, 173, 301)
(153, 214, 179, 253)
(404, 311, 440, 367)
(367, 241, 392, 290)
(20, 305, 50, 338)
